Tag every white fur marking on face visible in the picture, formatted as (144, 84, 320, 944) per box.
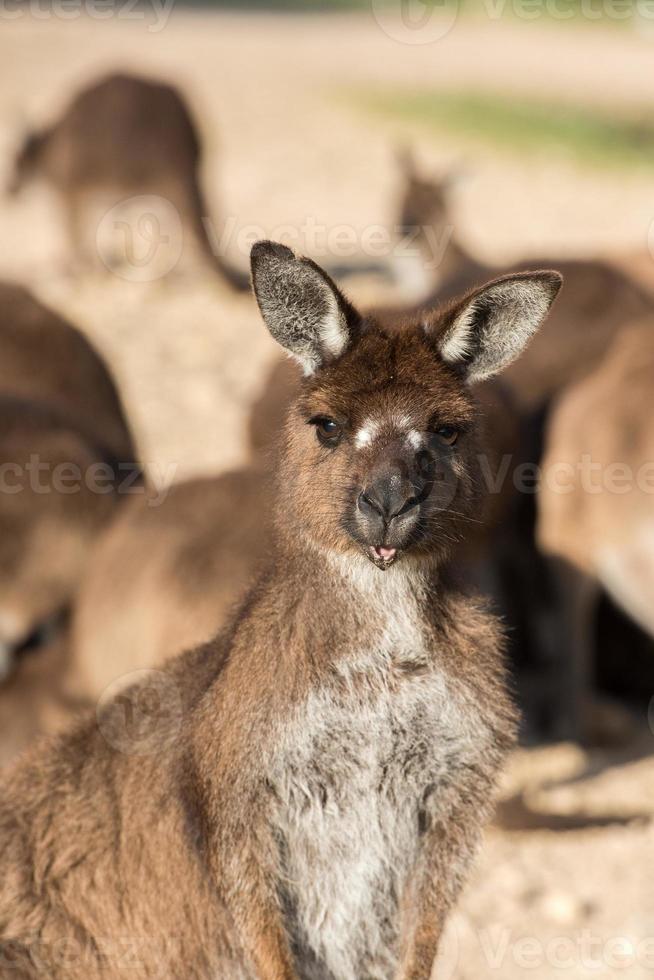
(355, 421, 379, 450)
(355, 414, 421, 450)
(407, 430, 423, 450)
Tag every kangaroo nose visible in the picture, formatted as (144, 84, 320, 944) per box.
(358, 471, 422, 523)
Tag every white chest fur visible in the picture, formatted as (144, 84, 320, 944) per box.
(270, 565, 485, 979)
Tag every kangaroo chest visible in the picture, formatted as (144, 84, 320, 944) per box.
(270, 647, 480, 980)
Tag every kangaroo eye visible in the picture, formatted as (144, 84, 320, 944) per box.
(435, 425, 459, 447)
(310, 416, 343, 447)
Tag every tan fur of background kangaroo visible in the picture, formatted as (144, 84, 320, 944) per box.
(0, 633, 86, 771)
(0, 282, 136, 464)
(7, 72, 248, 289)
(537, 320, 654, 722)
(0, 398, 121, 680)
(0, 241, 561, 979)
(69, 468, 272, 699)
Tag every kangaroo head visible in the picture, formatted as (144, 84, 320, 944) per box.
(251, 240, 561, 570)
(396, 148, 458, 245)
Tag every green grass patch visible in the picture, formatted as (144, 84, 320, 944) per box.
(175, 0, 370, 9)
(171, 0, 649, 18)
(354, 89, 654, 170)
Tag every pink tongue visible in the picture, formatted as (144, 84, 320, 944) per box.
(376, 546, 397, 560)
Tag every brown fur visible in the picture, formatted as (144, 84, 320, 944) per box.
(8, 72, 248, 289)
(0, 244, 558, 978)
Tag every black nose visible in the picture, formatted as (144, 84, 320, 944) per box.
(358, 471, 423, 524)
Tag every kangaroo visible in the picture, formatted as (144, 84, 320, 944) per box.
(7, 72, 248, 289)
(0, 241, 560, 980)
(537, 320, 654, 732)
(0, 281, 137, 465)
(0, 397, 125, 681)
(0, 631, 88, 771)
(393, 151, 654, 410)
(0, 284, 138, 699)
(392, 149, 467, 302)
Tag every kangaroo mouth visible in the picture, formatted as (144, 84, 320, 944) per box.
(368, 545, 398, 569)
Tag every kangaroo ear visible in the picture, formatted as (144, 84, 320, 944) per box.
(396, 144, 418, 179)
(250, 240, 360, 375)
(431, 271, 563, 384)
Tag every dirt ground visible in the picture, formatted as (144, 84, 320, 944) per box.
(1, 9, 653, 978)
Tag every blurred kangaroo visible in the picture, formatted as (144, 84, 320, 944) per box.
(0, 242, 561, 980)
(395, 149, 654, 410)
(0, 286, 139, 760)
(537, 320, 654, 730)
(0, 397, 125, 680)
(70, 468, 273, 699)
(7, 72, 249, 289)
(0, 633, 87, 771)
(0, 282, 136, 463)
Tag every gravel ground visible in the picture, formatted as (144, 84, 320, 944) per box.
(0, 10, 653, 978)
